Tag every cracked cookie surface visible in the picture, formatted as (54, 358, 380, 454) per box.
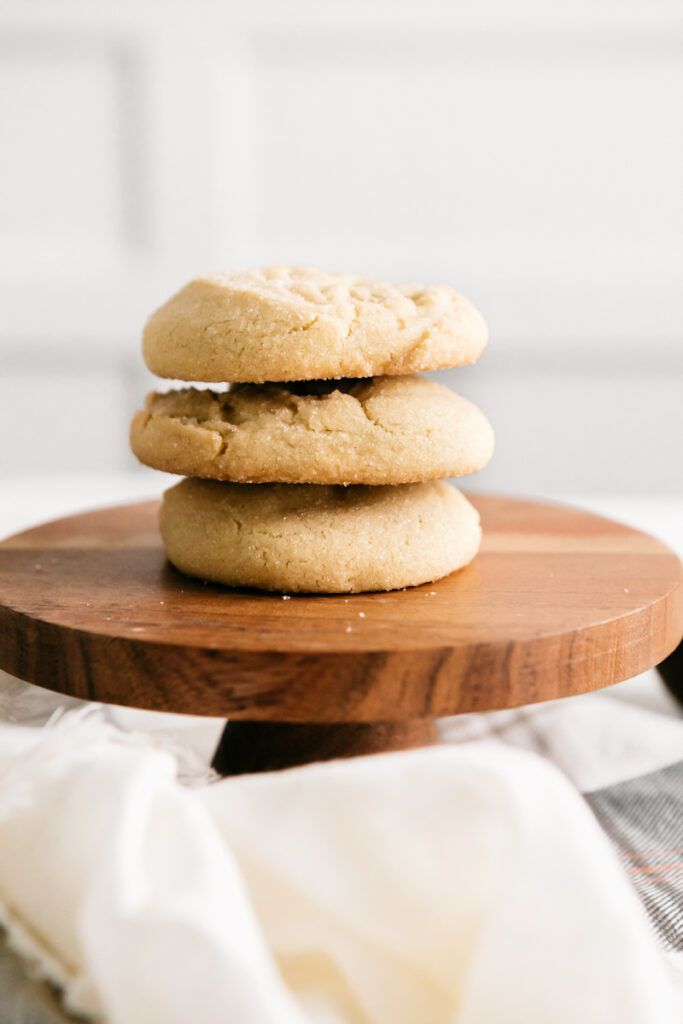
(160, 478, 481, 593)
(142, 265, 488, 383)
(130, 375, 494, 485)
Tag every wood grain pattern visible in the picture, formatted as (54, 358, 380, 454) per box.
(0, 495, 681, 722)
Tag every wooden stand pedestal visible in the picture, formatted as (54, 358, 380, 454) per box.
(212, 719, 440, 774)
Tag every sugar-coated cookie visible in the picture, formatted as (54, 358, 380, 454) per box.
(143, 266, 487, 383)
(131, 375, 494, 485)
(159, 478, 481, 594)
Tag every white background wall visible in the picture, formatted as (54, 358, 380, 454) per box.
(1, 0, 681, 496)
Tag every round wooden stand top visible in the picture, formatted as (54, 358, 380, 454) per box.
(0, 494, 681, 723)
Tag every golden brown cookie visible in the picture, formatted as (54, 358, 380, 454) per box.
(143, 266, 487, 383)
(130, 375, 494, 485)
(159, 478, 481, 593)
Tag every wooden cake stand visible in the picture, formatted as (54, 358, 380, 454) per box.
(0, 494, 681, 775)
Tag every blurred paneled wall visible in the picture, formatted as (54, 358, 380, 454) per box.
(1, 0, 682, 494)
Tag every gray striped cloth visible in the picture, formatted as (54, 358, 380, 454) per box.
(586, 762, 683, 952)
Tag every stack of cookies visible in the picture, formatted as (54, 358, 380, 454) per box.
(130, 266, 493, 593)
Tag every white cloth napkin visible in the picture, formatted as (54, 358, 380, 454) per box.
(0, 705, 679, 1024)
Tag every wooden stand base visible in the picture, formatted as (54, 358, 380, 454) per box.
(211, 719, 439, 775)
(1, 495, 680, 777)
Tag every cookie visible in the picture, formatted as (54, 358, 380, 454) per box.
(130, 375, 494, 485)
(142, 266, 487, 383)
(159, 478, 481, 593)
